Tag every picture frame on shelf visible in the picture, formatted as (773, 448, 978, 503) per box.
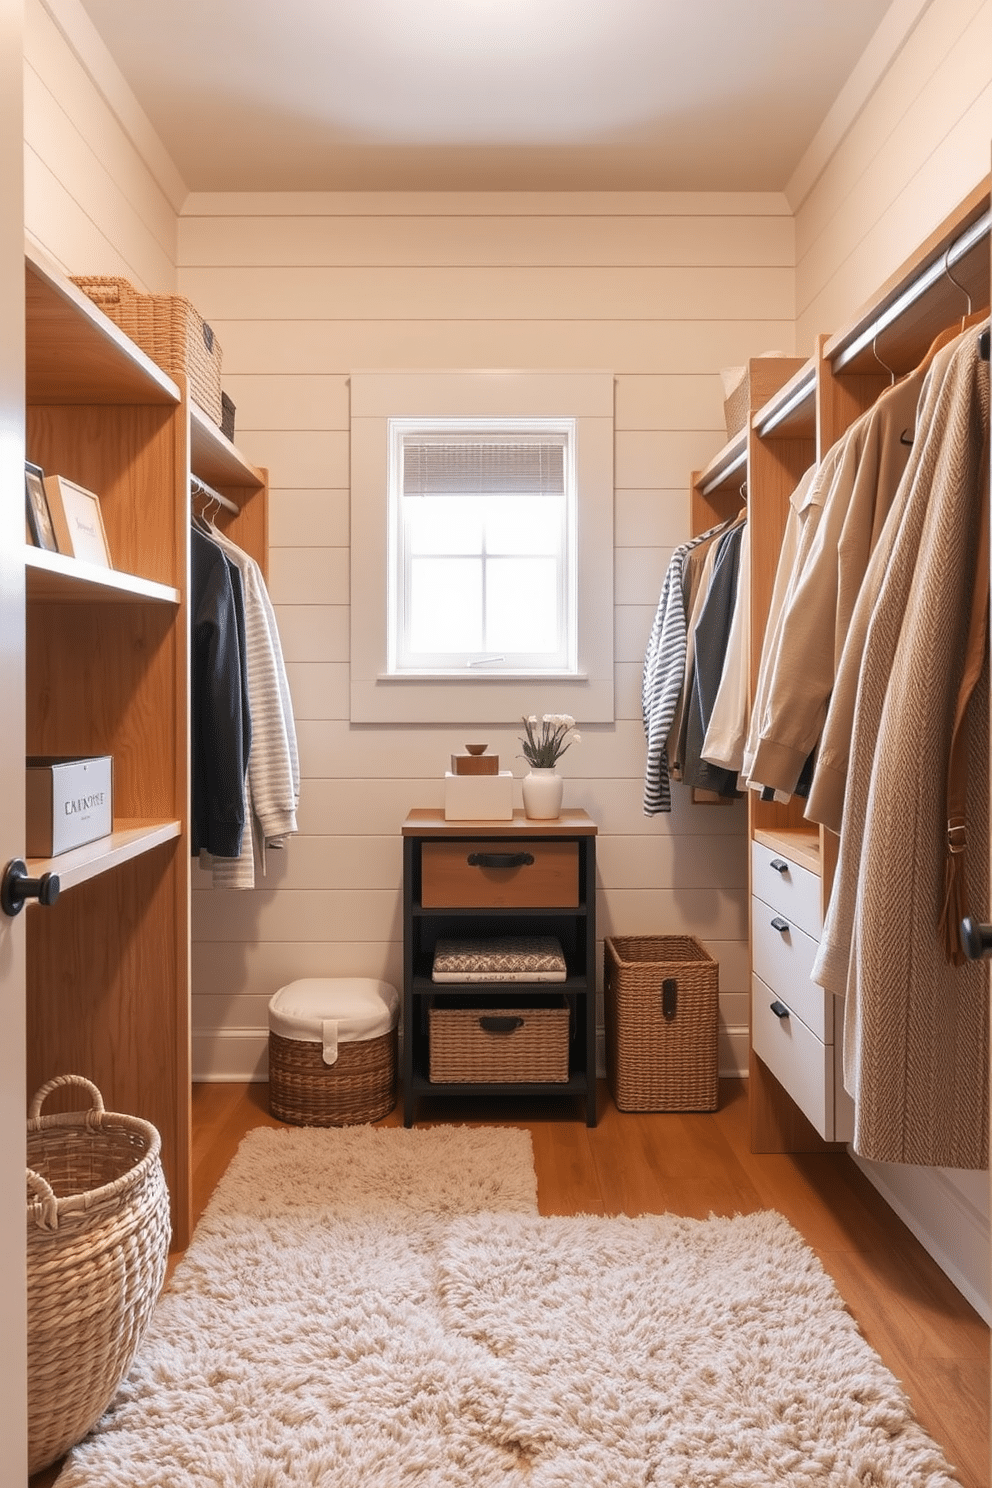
(24, 461, 58, 552)
(43, 474, 113, 568)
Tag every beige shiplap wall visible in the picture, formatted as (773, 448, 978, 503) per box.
(23, 0, 182, 288)
(792, 0, 991, 349)
(178, 192, 797, 1080)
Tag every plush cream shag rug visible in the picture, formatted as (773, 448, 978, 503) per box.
(56, 1124, 959, 1487)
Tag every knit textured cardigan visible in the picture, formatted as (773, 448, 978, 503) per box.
(814, 329, 989, 1168)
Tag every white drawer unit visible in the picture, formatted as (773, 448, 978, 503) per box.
(752, 972, 836, 1136)
(751, 901, 829, 1041)
(749, 839, 853, 1144)
(750, 840, 822, 940)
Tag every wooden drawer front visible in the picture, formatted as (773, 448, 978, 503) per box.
(750, 842, 822, 939)
(421, 839, 579, 908)
(751, 899, 829, 1041)
(752, 973, 833, 1139)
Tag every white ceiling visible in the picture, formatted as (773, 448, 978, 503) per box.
(77, 0, 897, 193)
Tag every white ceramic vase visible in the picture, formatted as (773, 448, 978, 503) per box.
(521, 767, 564, 820)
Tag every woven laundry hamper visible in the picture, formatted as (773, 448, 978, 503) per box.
(604, 936, 719, 1112)
(71, 275, 224, 425)
(268, 978, 399, 1125)
(26, 1074, 170, 1475)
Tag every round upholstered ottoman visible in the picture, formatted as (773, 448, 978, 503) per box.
(267, 978, 399, 1125)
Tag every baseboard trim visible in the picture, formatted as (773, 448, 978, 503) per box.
(196, 1026, 751, 1085)
(851, 1154, 991, 1324)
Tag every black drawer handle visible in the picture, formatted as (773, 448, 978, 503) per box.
(479, 1015, 524, 1034)
(770, 917, 790, 933)
(467, 852, 535, 869)
(769, 859, 789, 874)
(662, 977, 677, 1021)
(770, 1001, 791, 1019)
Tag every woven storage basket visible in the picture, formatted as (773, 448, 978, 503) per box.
(604, 936, 719, 1112)
(71, 275, 223, 425)
(268, 1027, 398, 1126)
(26, 1075, 170, 1475)
(429, 999, 570, 1083)
(722, 369, 750, 440)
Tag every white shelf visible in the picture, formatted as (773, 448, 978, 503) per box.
(25, 546, 180, 605)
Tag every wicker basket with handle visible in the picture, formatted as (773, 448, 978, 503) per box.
(71, 275, 223, 425)
(604, 936, 719, 1111)
(26, 1074, 171, 1474)
(429, 998, 570, 1083)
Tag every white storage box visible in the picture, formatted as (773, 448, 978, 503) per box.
(443, 770, 514, 821)
(26, 756, 113, 857)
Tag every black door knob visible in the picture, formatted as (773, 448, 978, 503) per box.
(1, 858, 60, 917)
(960, 917, 992, 960)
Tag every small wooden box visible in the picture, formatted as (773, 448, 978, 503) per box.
(450, 753, 499, 775)
(421, 838, 578, 908)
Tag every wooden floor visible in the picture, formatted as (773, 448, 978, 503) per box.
(35, 1077, 990, 1487)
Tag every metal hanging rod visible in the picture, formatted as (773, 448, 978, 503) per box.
(698, 440, 748, 498)
(191, 474, 239, 516)
(754, 365, 817, 438)
(828, 207, 991, 373)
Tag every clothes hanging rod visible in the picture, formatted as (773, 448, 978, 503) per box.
(754, 366, 818, 438)
(191, 475, 239, 516)
(698, 440, 747, 498)
(828, 207, 991, 372)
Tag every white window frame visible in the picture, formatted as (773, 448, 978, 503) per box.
(387, 417, 577, 678)
(350, 370, 615, 725)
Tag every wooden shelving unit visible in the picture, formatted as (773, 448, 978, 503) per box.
(687, 180, 991, 1156)
(22, 243, 267, 1249)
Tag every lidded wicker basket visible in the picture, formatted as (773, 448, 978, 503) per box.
(26, 1075, 171, 1474)
(71, 275, 223, 425)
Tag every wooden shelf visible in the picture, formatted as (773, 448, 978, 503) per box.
(403, 808, 597, 837)
(25, 243, 179, 407)
(823, 178, 991, 375)
(190, 403, 265, 491)
(752, 825, 822, 876)
(27, 818, 182, 893)
(25, 546, 180, 605)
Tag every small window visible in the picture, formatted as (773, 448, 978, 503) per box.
(350, 369, 614, 726)
(388, 420, 577, 677)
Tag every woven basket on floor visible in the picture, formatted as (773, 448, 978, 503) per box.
(71, 275, 223, 425)
(268, 1027, 398, 1126)
(604, 936, 719, 1112)
(26, 1074, 171, 1475)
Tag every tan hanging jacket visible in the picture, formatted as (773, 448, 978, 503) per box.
(814, 327, 990, 1169)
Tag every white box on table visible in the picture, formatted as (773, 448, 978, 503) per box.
(443, 770, 514, 821)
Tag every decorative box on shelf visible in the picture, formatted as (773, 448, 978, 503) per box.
(443, 771, 514, 821)
(26, 755, 113, 857)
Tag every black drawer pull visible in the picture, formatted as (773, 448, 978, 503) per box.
(770, 1001, 791, 1019)
(479, 1015, 524, 1034)
(467, 851, 534, 869)
(770, 916, 790, 933)
(662, 977, 677, 1021)
(769, 858, 789, 874)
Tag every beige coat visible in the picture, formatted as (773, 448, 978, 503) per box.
(814, 329, 989, 1168)
(748, 373, 921, 797)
